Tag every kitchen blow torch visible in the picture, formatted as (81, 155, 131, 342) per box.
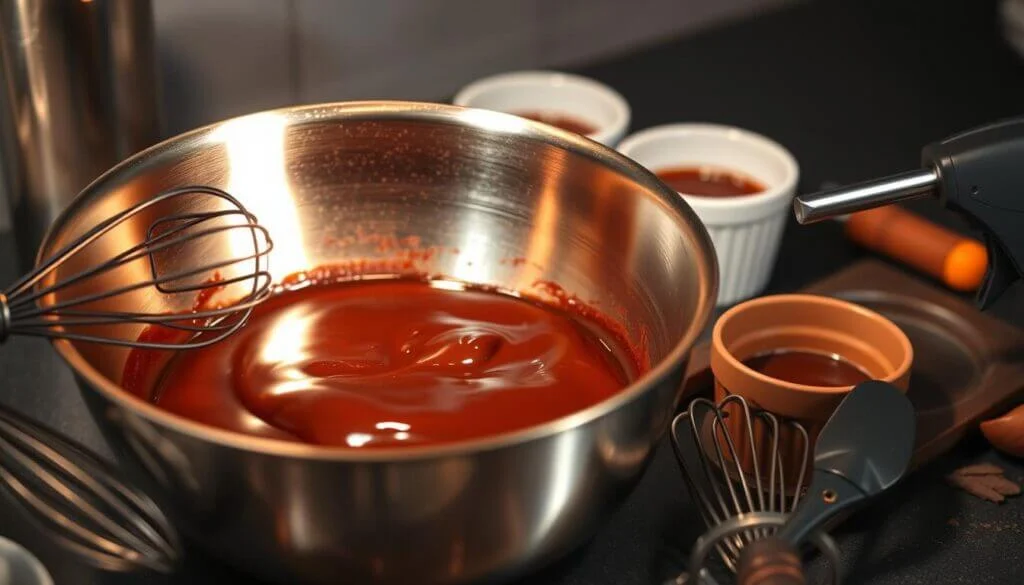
(795, 117, 1024, 309)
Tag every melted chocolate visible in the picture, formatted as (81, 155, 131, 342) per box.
(743, 349, 870, 387)
(513, 110, 597, 135)
(125, 279, 643, 448)
(656, 166, 765, 197)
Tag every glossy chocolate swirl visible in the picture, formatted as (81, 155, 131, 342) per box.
(128, 279, 642, 448)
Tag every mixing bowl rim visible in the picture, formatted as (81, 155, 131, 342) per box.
(41, 100, 719, 461)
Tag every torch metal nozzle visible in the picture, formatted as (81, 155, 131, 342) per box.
(794, 168, 938, 224)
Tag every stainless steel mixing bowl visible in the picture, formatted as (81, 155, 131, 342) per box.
(39, 101, 717, 584)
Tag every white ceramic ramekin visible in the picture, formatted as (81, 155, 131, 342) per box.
(452, 70, 631, 147)
(618, 123, 799, 306)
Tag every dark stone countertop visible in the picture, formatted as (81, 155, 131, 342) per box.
(2, 0, 1024, 583)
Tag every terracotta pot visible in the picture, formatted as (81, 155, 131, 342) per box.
(710, 294, 913, 483)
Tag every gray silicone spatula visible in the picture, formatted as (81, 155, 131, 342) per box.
(735, 380, 916, 585)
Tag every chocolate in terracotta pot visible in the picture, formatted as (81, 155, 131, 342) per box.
(743, 349, 871, 387)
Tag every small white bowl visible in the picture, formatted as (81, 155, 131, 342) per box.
(618, 123, 799, 306)
(452, 70, 631, 147)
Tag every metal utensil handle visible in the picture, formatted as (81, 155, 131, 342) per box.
(686, 512, 840, 585)
(735, 536, 806, 585)
(793, 169, 937, 224)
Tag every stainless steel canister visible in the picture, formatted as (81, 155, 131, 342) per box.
(0, 0, 161, 269)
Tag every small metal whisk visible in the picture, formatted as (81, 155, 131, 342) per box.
(0, 185, 273, 349)
(666, 394, 841, 585)
(668, 381, 916, 585)
(0, 402, 180, 572)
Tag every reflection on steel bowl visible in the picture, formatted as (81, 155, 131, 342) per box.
(39, 101, 718, 585)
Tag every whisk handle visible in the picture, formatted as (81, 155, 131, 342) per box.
(736, 537, 806, 585)
(0, 293, 8, 343)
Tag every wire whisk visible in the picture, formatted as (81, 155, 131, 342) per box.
(667, 394, 840, 584)
(0, 185, 273, 349)
(0, 402, 180, 572)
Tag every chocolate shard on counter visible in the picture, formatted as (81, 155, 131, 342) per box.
(946, 463, 1022, 503)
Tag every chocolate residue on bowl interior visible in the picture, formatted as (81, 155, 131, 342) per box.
(530, 279, 650, 372)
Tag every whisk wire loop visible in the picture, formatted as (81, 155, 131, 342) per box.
(0, 185, 274, 349)
(7, 186, 241, 298)
(8, 218, 270, 316)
